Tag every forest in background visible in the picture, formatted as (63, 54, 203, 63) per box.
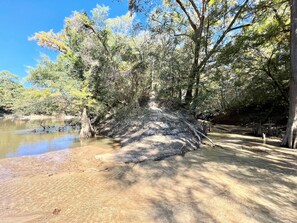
(0, 0, 296, 147)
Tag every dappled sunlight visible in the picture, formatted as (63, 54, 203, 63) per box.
(94, 128, 297, 222)
(0, 127, 296, 222)
(96, 100, 201, 163)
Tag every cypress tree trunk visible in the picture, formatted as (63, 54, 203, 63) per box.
(281, 0, 297, 148)
(79, 107, 95, 138)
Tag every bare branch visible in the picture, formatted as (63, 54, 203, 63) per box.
(189, 0, 202, 20)
(175, 0, 197, 30)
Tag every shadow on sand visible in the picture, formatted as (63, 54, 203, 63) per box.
(100, 129, 297, 223)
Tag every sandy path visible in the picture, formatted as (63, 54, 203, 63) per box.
(0, 128, 297, 223)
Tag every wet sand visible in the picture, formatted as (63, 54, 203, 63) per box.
(0, 129, 297, 223)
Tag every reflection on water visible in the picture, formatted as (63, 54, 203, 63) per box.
(0, 119, 83, 158)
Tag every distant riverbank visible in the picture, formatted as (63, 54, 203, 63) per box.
(2, 114, 78, 121)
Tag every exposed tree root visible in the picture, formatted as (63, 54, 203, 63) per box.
(183, 120, 216, 147)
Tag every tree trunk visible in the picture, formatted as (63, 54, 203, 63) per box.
(185, 37, 200, 105)
(79, 107, 95, 138)
(194, 72, 201, 100)
(150, 59, 155, 91)
(178, 73, 182, 101)
(281, 0, 297, 148)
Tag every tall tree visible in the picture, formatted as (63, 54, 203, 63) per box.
(282, 0, 297, 148)
(30, 8, 111, 138)
(130, 0, 251, 105)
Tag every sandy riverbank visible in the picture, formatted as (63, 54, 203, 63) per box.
(0, 127, 296, 223)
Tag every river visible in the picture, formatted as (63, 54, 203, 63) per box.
(0, 119, 98, 158)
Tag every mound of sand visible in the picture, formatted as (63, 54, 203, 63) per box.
(97, 99, 204, 163)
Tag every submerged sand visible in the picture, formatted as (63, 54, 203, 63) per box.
(0, 128, 297, 223)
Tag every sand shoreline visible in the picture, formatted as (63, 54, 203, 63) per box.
(0, 130, 297, 222)
(0, 138, 117, 179)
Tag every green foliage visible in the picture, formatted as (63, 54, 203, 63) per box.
(0, 71, 23, 112)
(20, 5, 152, 119)
(10, 0, 292, 127)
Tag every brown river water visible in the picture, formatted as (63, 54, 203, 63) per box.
(0, 119, 105, 158)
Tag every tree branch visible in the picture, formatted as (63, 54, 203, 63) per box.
(83, 24, 110, 54)
(175, 0, 197, 30)
(173, 31, 192, 38)
(228, 24, 251, 32)
(189, 0, 202, 20)
(197, 0, 249, 71)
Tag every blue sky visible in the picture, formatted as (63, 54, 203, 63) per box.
(0, 0, 129, 79)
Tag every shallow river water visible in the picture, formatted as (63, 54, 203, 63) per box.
(0, 119, 94, 158)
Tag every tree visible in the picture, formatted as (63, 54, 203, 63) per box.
(29, 6, 150, 137)
(130, 0, 251, 105)
(30, 7, 114, 138)
(20, 56, 91, 116)
(212, 0, 290, 112)
(282, 0, 297, 148)
(0, 71, 23, 113)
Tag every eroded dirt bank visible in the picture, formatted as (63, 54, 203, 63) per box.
(0, 127, 297, 223)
